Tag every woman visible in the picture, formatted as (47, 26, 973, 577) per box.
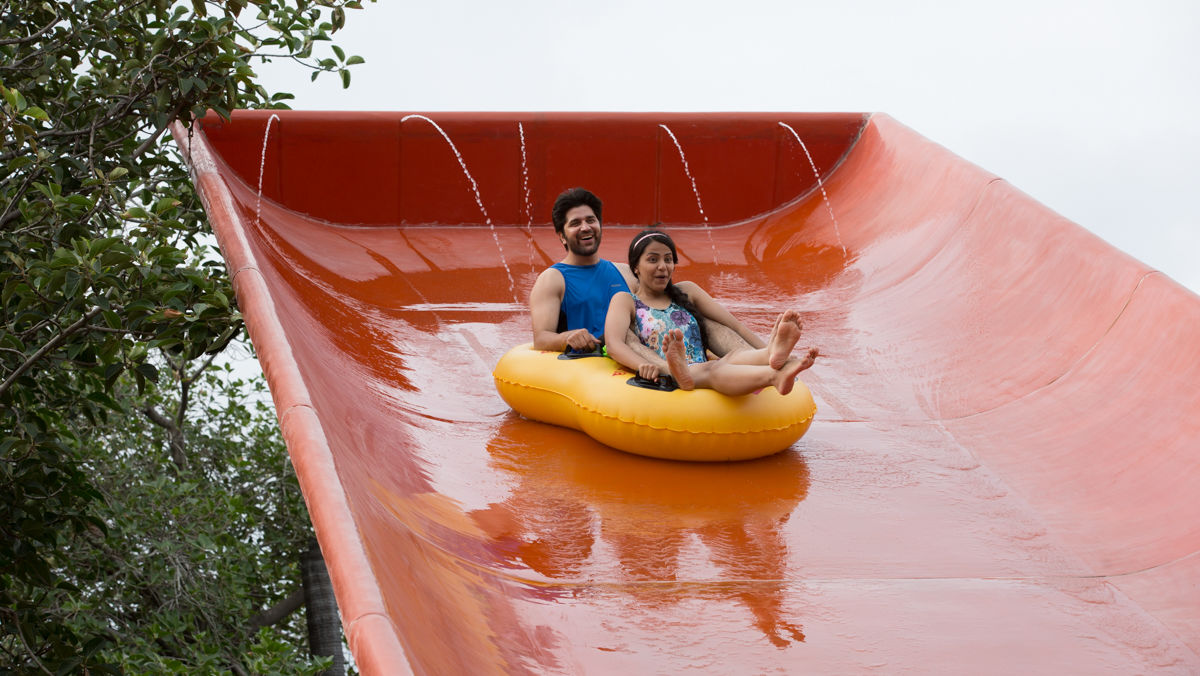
(604, 229, 818, 395)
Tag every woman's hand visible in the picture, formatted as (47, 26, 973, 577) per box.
(637, 363, 661, 381)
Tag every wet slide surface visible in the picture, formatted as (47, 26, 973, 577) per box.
(177, 111, 1200, 674)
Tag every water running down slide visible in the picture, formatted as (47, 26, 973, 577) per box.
(176, 111, 1200, 674)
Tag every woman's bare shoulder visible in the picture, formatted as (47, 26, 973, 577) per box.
(675, 280, 707, 295)
(609, 289, 635, 307)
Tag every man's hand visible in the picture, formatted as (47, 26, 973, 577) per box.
(564, 328, 600, 352)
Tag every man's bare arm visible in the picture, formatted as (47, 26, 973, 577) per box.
(624, 327, 666, 365)
(530, 268, 598, 351)
(676, 281, 765, 356)
(614, 262, 638, 294)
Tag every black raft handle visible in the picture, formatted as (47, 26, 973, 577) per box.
(627, 375, 679, 392)
(557, 347, 606, 360)
(554, 345, 677, 391)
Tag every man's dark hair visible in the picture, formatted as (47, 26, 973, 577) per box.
(551, 187, 603, 235)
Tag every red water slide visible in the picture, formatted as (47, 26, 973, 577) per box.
(176, 111, 1200, 674)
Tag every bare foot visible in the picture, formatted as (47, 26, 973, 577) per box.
(774, 347, 819, 395)
(663, 328, 695, 390)
(767, 310, 803, 369)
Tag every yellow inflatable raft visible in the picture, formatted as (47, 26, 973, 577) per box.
(492, 344, 816, 461)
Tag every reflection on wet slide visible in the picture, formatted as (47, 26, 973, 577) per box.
(177, 111, 1200, 673)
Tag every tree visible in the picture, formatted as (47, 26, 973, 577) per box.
(1, 0, 371, 671)
(64, 352, 328, 674)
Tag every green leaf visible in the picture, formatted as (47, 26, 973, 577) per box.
(24, 105, 50, 122)
(66, 194, 95, 209)
(345, 55, 364, 66)
(103, 362, 124, 384)
(64, 271, 82, 299)
(89, 237, 123, 256)
(7, 155, 34, 171)
(86, 390, 122, 411)
(135, 361, 159, 382)
(126, 299, 157, 314)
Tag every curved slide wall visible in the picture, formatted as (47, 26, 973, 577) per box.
(176, 111, 1200, 674)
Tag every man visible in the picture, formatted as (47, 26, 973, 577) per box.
(529, 187, 764, 359)
(529, 187, 631, 352)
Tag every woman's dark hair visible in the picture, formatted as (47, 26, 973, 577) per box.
(627, 229, 710, 355)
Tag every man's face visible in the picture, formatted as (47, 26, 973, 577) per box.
(560, 205, 601, 256)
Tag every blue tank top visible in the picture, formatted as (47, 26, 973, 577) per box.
(552, 260, 630, 339)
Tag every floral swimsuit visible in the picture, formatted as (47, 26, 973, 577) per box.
(633, 297, 706, 364)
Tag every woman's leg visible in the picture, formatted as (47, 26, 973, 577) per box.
(665, 329, 818, 395)
(719, 310, 805, 368)
(706, 354, 816, 396)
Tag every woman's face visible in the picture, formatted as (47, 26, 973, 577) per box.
(636, 240, 676, 293)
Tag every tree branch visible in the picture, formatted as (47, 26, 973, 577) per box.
(5, 609, 55, 676)
(131, 97, 191, 160)
(0, 162, 42, 229)
(182, 349, 222, 388)
(250, 587, 305, 629)
(141, 405, 188, 470)
(175, 370, 190, 432)
(0, 307, 103, 399)
(0, 10, 58, 47)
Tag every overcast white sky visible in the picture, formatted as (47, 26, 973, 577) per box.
(257, 0, 1198, 293)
